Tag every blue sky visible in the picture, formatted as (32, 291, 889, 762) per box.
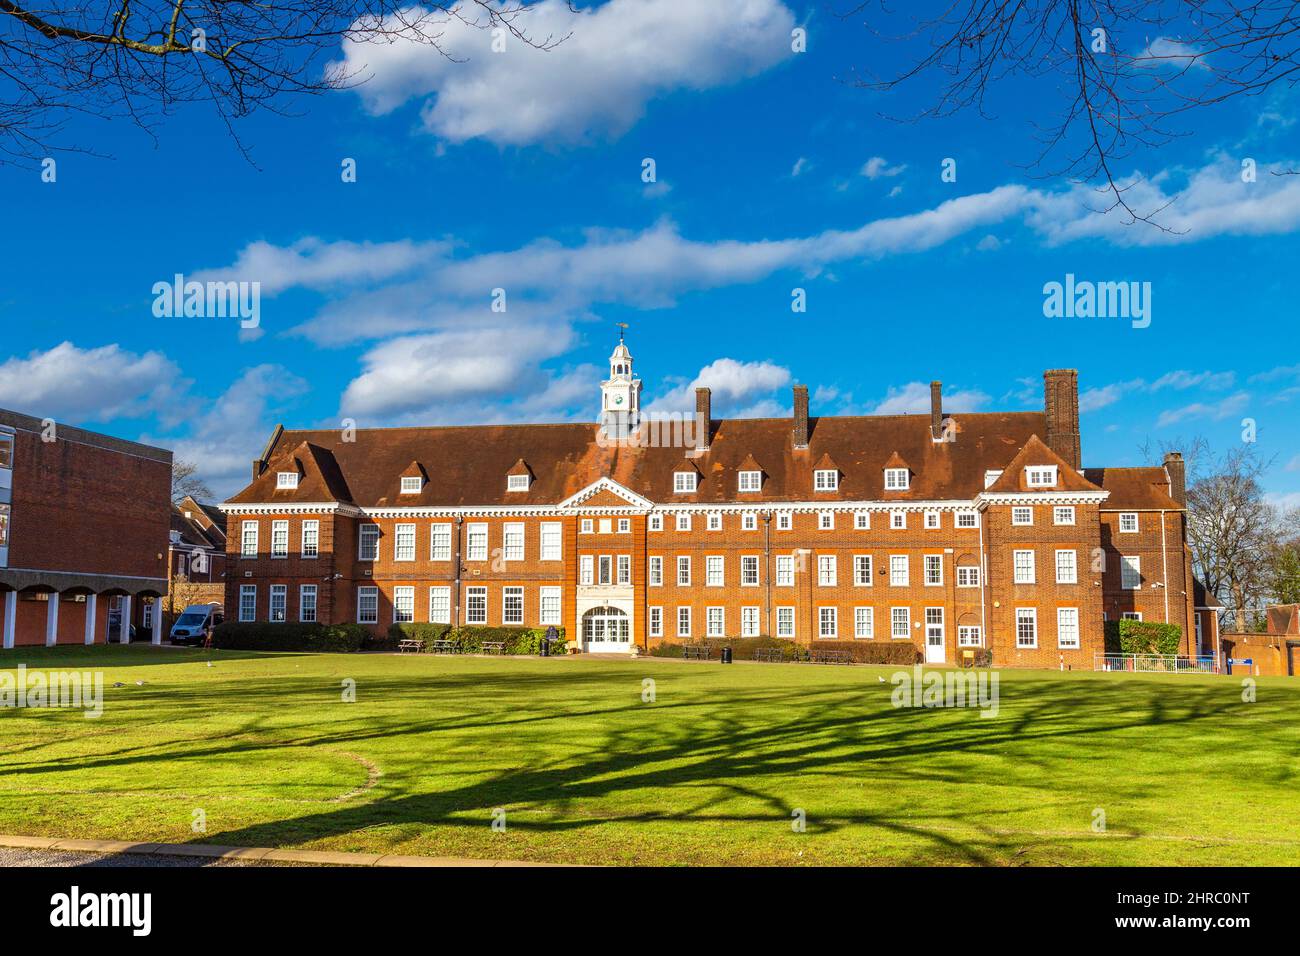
(0, 0, 1297, 503)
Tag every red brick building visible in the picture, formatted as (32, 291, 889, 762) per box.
(0, 408, 172, 648)
(220, 339, 1201, 668)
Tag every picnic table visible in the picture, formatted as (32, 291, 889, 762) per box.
(398, 639, 424, 654)
(809, 648, 853, 664)
(480, 641, 506, 655)
(430, 639, 456, 655)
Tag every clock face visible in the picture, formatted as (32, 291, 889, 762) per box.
(614, 395, 624, 405)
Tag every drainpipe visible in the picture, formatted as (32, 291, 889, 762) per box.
(763, 511, 772, 637)
(454, 515, 464, 627)
(977, 509, 988, 651)
(1160, 510, 1170, 627)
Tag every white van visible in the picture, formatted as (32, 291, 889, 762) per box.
(169, 603, 223, 645)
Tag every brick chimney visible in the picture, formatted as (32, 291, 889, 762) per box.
(1043, 369, 1081, 470)
(1164, 451, 1186, 506)
(695, 387, 712, 452)
(930, 381, 943, 440)
(792, 385, 809, 449)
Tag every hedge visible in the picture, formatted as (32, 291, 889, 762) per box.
(1103, 619, 1182, 656)
(210, 622, 371, 652)
(388, 623, 568, 655)
(650, 637, 920, 665)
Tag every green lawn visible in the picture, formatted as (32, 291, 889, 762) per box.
(0, 646, 1296, 865)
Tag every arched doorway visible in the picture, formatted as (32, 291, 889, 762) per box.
(582, 606, 630, 653)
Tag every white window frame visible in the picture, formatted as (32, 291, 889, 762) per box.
(393, 586, 415, 624)
(924, 510, 940, 530)
(506, 474, 530, 492)
(535, 586, 559, 626)
(854, 606, 874, 639)
(1054, 506, 1076, 526)
(503, 523, 525, 562)
(618, 518, 631, 533)
(704, 555, 724, 588)
(890, 510, 906, 530)
(707, 512, 722, 532)
(673, 471, 697, 493)
(957, 565, 980, 588)
(707, 606, 725, 638)
(394, 523, 416, 562)
(579, 555, 594, 585)
(649, 514, 663, 532)
(854, 511, 870, 530)
(1016, 607, 1038, 648)
(649, 555, 663, 587)
(924, 554, 943, 586)
(741, 555, 760, 587)
(1121, 555, 1142, 590)
(539, 523, 561, 562)
(889, 554, 909, 587)
(239, 584, 256, 622)
(358, 524, 380, 562)
(776, 606, 795, 638)
(676, 513, 692, 532)
(776, 512, 792, 531)
(1012, 507, 1033, 526)
(776, 555, 795, 587)
(677, 606, 691, 639)
(1119, 512, 1140, 534)
(956, 512, 978, 529)
(357, 586, 379, 625)
(884, 468, 909, 491)
(400, 475, 423, 495)
(738, 470, 761, 493)
(617, 554, 631, 585)
(1057, 607, 1080, 649)
(854, 554, 873, 586)
(891, 607, 910, 639)
(1013, 549, 1036, 584)
(465, 586, 488, 625)
(1055, 549, 1078, 585)
(818, 510, 834, 530)
(276, 471, 298, 490)
(814, 469, 839, 492)
(299, 585, 317, 623)
(271, 520, 289, 559)
(818, 607, 838, 639)
(580, 518, 594, 534)
(466, 523, 488, 562)
(502, 586, 524, 625)
(301, 520, 319, 559)
(648, 606, 663, 638)
(741, 606, 760, 638)
(958, 625, 982, 647)
(429, 586, 451, 624)
(1026, 466, 1058, 488)
(742, 513, 758, 531)
(676, 556, 691, 587)
(817, 555, 837, 587)
(241, 520, 258, 558)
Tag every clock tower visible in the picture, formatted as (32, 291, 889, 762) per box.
(600, 330, 641, 439)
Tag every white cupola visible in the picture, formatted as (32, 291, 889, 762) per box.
(600, 328, 642, 439)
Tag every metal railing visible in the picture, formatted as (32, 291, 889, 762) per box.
(1094, 653, 1219, 674)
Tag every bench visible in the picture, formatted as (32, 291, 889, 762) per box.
(398, 639, 424, 654)
(809, 649, 854, 665)
(752, 648, 784, 663)
(481, 641, 506, 655)
(430, 639, 457, 655)
(682, 645, 712, 660)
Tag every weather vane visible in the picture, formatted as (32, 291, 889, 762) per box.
(615, 321, 629, 343)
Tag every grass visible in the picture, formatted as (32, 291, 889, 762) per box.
(0, 645, 1297, 866)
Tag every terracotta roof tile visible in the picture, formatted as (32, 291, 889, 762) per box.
(1082, 467, 1182, 510)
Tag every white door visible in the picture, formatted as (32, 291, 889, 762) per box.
(924, 608, 945, 664)
(582, 606, 632, 653)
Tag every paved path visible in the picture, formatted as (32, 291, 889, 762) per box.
(0, 834, 562, 867)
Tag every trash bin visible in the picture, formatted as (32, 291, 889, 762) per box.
(720, 646, 733, 664)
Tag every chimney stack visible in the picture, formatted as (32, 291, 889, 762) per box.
(694, 387, 712, 452)
(930, 381, 943, 439)
(792, 385, 809, 449)
(252, 458, 265, 482)
(1043, 369, 1081, 470)
(1163, 451, 1186, 506)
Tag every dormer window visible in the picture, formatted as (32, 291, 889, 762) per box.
(1026, 466, 1058, 488)
(738, 470, 761, 493)
(276, 472, 298, 490)
(884, 468, 909, 491)
(814, 469, 839, 492)
(507, 474, 530, 492)
(984, 470, 1003, 489)
(674, 471, 697, 494)
(400, 476, 423, 495)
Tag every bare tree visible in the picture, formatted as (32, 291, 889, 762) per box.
(171, 459, 212, 504)
(0, 1, 567, 162)
(838, 1, 1300, 226)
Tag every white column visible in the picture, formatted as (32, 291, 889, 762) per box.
(120, 595, 132, 644)
(84, 593, 98, 645)
(45, 593, 59, 647)
(3, 591, 15, 650)
(152, 600, 162, 645)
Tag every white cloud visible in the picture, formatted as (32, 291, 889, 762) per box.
(871, 382, 990, 416)
(0, 342, 184, 423)
(646, 357, 792, 416)
(791, 157, 809, 177)
(1150, 370, 1236, 391)
(333, 0, 796, 146)
(145, 364, 309, 499)
(192, 237, 446, 296)
(1135, 37, 1209, 71)
(861, 156, 907, 179)
(975, 234, 1002, 251)
(1156, 391, 1251, 427)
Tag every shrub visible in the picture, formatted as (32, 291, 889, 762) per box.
(388, 622, 453, 651)
(393, 625, 568, 655)
(1105, 619, 1182, 656)
(649, 638, 918, 665)
(804, 640, 920, 665)
(210, 622, 370, 652)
